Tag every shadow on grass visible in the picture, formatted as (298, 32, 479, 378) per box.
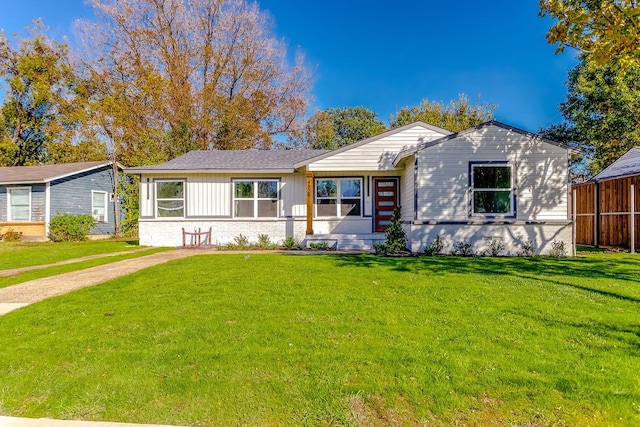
(330, 254, 640, 303)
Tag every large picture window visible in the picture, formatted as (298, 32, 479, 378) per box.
(316, 178, 362, 217)
(471, 164, 514, 216)
(233, 180, 279, 218)
(92, 191, 108, 223)
(156, 181, 184, 217)
(8, 187, 31, 221)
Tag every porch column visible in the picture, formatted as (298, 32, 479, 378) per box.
(305, 171, 314, 235)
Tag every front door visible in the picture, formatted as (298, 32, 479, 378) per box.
(373, 178, 399, 232)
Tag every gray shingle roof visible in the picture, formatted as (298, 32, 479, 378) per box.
(0, 161, 112, 184)
(125, 149, 329, 173)
(593, 147, 640, 181)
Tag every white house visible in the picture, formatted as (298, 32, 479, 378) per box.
(125, 121, 574, 255)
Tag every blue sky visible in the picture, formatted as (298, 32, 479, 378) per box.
(1, 0, 578, 132)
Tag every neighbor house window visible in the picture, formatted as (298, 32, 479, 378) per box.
(156, 180, 184, 217)
(316, 178, 362, 217)
(92, 191, 108, 223)
(8, 187, 31, 221)
(233, 180, 279, 218)
(471, 164, 514, 216)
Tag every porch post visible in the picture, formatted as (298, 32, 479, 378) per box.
(305, 171, 314, 235)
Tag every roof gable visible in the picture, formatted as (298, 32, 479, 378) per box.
(592, 147, 640, 181)
(394, 120, 575, 166)
(0, 161, 114, 185)
(295, 121, 452, 168)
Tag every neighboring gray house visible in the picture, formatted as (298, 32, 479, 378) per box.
(126, 121, 575, 255)
(0, 161, 119, 240)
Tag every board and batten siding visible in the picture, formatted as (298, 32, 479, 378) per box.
(415, 125, 570, 222)
(139, 172, 308, 218)
(307, 125, 447, 172)
(50, 166, 116, 235)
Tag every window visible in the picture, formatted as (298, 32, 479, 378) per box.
(156, 181, 184, 217)
(233, 180, 278, 218)
(316, 178, 362, 217)
(8, 187, 31, 221)
(471, 164, 514, 216)
(92, 191, 108, 223)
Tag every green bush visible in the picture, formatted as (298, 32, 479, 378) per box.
(283, 236, 302, 250)
(49, 213, 96, 242)
(1, 228, 23, 242)
(376, 207, 409, 255)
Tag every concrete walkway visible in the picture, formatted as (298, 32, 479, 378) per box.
(0, 416, 184, 427)
(0, 248, 154, 278)
(0, 249, 201, 316)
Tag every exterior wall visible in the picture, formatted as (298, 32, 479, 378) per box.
(0, 184, 47, 238)
(307, 125, 447, 172)
(409, 223, 573, 255)
(50, 166, 116, 235)
(415, 125, 570, 222)
(400, 160, 415, 222)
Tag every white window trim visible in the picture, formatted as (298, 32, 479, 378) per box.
(7, 186, 32, 222)
(91, 190, 108, 223)
(470, 163, 515, 217)
(315, 178, 363, 218)
(155, 179, 186, 219)
(232, 179, 280, 219)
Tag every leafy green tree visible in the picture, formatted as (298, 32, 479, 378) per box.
(544, 57, 640, 174)
(390, 94, 496, 132)
(0, 29, 72, 165)
(539, 0, 640, 70)
(305, 106, 386, 149)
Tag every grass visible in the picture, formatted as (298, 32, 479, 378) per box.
(0, 240, 144, 270)
(0, 247, 171, 289)
(0, 253, 639, 425)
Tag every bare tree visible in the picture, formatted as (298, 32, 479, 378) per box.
(75, 0, 311, 160)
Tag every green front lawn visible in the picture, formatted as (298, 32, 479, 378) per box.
(0, 240, 143, 270)
(0, 253, 639, 425)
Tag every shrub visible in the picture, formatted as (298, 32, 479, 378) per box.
(1, 228, 23, 242)
(451, 240, 474, 256)
(48, 213, 96, 242)
(232, 234, 252, 250)
(376, 207, 409, 255)
(256, 234, 277, 250)
(548, 239, 567, 257)
(517, 239, 537, 257)
(421, 235, 445, 256)
(283, 236, 302, 250)
(309, 241, 332, 250)
(480, 238, 505, 257)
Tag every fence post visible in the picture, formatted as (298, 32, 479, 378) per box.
(572, 188, 577, 257)
(632, 184, 636, 254)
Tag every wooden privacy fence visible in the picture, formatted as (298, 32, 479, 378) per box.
(572, 176, 640, 252)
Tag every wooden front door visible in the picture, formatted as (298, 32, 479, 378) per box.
(373, 178, 399, 232)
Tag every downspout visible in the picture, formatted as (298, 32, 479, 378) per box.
(45, 182, 51, 239)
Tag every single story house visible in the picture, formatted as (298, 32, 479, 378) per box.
(126, 121, 575, 254)
(572, 147, 640, 251)
(0, 161, 120, 240)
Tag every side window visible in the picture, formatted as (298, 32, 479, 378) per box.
(471, 164, 514, 216)
(156, 181, 185, 217)
(92, 191, 108, 222)
(8, 187, 31, 221)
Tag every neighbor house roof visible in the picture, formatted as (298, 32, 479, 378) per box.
(592, 147, 640, 181)
(0, 161, 114, 185)
(125, 149, 329, 174)
(393, 120, 578, 167)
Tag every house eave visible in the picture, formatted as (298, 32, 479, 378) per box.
(124, 168, 300, 175)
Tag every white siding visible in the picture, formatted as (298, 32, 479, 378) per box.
(401, 159, 415, 222)
(415, 125, 570, 221)
(140, 172, 307, 219)
(308, 126, 446, 172)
